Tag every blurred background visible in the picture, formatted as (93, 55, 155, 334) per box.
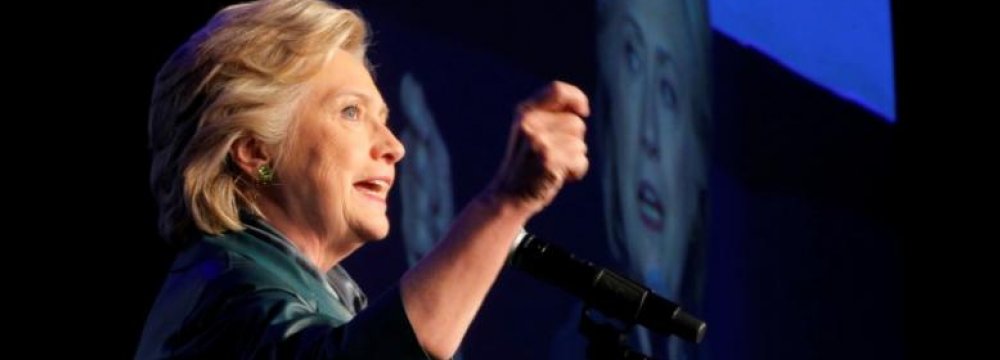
(98, 0, 917, 358)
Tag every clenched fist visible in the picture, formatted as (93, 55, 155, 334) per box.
(488, 81, 590, 214)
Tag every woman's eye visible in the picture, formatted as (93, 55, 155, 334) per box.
(660, 77, 677, 111)
(625, 40, 641, 73)
(341, 105, 360, 120)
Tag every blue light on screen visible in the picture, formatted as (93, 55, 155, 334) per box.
(709, 0, 895, 122)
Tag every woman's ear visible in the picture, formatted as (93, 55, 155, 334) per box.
(230, 136, 272, 181)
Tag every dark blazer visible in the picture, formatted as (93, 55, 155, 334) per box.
(135, 217, 429, 359)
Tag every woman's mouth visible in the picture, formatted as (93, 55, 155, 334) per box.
(354, 177, 391, 204)
(637, 180, 664, 232)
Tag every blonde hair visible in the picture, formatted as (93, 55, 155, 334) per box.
(149, 0, 368, 244)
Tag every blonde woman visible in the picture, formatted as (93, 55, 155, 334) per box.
(136, 0, 589, 358)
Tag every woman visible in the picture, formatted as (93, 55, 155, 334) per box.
(136, 0, 589, 359)
(595, 0, 709, 358)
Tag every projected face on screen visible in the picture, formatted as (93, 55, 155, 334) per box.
(599, 0, 705, 292)
(597, 2, 707, 356)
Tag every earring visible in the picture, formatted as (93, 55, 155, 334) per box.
(257, 164, 275, 185)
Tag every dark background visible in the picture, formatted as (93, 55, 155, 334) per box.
(42, 0, 957, 358)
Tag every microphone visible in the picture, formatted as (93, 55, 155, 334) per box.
(508, 229, 706, 343)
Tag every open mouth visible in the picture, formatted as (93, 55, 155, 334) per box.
(354, 178, 391, 203)
(637, 180, 665, 232)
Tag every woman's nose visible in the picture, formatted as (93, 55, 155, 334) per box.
(373, 124, 406, 164)
(640, 79, 660, 160)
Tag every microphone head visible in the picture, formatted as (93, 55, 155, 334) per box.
(672, 309, 707, 344)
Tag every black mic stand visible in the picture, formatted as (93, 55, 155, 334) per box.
(580, 307, 656, 360)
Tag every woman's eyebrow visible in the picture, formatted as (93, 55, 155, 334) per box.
(326, 90, 389, 120)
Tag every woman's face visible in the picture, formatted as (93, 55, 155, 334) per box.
(276, 49, 405, 244)
(598, 0, 700, 289)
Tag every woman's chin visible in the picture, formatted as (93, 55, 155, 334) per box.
(358, 222, 391, 242)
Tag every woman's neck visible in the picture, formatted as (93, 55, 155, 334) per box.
(255, 201, 362, 273)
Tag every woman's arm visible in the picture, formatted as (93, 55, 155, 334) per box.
(400, 81, 590, 359)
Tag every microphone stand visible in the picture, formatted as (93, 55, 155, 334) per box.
(579, 307, 655, 360)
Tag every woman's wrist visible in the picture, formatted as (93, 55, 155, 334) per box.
(474, 187, 535, 225)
